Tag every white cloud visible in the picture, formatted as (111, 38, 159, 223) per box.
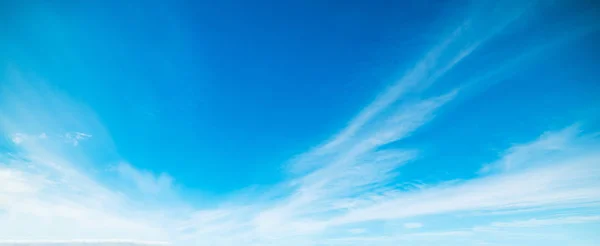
(10, 133, 26, 144)
(0, 69, 172, 244)
(175, 8, 600, 244)
(8, 132, 48, 144)
(224, 125, 600, 244)
(322, 230, 475, 246)
(0, 168, 41, 193)
(322, 215, 600, 245)
(0, 152, 171, 242)
(64, 132, 92, 146)
(479, 125, 582, 173)
(115, 163, 173, 195)
(489, 215, 600, 228)
(403, 222, 423, 229)
(237, 5, 524, 238)
(328, 131, 600, 226)
(348, 228, 366, 234)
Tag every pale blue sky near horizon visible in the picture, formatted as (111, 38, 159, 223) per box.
(1, 0, 600, 245)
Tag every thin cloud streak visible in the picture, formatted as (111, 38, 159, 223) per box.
(0, 70, 172, 243)
(317, 125, 600, 224)
(312, 0, 537, 157)
(115, 163, 174, 195)
(489, 215, 600, 228)
(242, 0, 558, 241)
(322, 215, 600, 245)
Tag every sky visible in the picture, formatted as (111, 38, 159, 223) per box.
(1, 0, 600, 245)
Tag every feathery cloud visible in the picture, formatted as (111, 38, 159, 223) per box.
(115, 163, 174, 195)
(489, 215, 600, 228)
(403, 222, 424, 229)
(64, 132, 92, 146)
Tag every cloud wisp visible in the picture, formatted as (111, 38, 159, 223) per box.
(170, 1, 600, 245)
(64, 132, 92, 146)
(489, 215, 600, 228)
(0, 70, 172, 243)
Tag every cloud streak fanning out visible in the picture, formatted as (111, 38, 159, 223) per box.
(1, 0, 599, 245)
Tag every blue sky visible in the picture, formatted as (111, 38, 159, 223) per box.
(1, 0, 600, 245)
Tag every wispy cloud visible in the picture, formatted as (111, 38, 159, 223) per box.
(479, 125, 583, 173)
(8, 132, 64, 145)
(347, 228, 366, 234)
(1, 0, 599, 245)
(229, 1, 586, 242)
(115, 163, 173, 195)
(64, 132, 92, 146)
(320, 215, 600, 245)
(0, 69, 171, 243)
(0, 161, 170, 242)
(10, 133, 26, 144)
(403, 222, 424, 229)
(324, 126, 600, 225)
(489, 215, 600, 228)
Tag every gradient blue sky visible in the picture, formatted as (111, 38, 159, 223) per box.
(1, 0, 600, 245)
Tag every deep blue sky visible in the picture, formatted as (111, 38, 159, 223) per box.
(2, 0, 473, 193)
